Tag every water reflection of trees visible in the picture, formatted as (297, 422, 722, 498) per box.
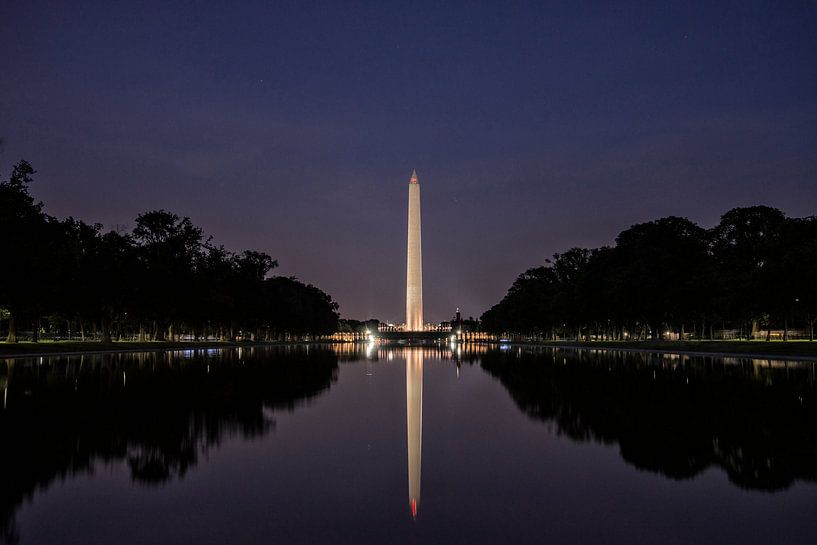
(481, 347, 817, 492)
(0, 346, 338, 544)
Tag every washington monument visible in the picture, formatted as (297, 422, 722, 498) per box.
(406, 169, 423, 331)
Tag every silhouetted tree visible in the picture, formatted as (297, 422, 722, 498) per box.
(711, 206, 788, 339)
(612, 217, 710, 339)
(1, 160, 339, 343)
(482, 207, 813, 341)
(0, 161, 51, 342)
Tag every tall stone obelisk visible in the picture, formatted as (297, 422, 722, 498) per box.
(406, 170, 423, 331)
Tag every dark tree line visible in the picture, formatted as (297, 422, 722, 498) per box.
(481, 207, 817, 340)
(0, 160, 339, 342)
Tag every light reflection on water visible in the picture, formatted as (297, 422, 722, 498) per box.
(1, 344, 817, 544)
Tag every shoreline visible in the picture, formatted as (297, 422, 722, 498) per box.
(484, 340, 817, 362)
(0, 340, 335, 359)
(3, 339, 817, 363)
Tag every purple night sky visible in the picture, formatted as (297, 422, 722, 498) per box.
(1, 1, 816, 323)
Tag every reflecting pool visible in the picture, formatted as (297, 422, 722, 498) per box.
(2, 344, 817, 544)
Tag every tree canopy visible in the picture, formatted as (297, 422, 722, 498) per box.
(482, 208, 817, 340)
(0, 160, 339, 342)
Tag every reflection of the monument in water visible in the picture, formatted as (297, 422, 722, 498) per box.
(373, 342, 817, 520)
(372, 344, 484, 519)
(406, 350, 423, 518)
(367, 346, 428, 519)
(5, 342, 817, 544)
(367, 345, 460, 519)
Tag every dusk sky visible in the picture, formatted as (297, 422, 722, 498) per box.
(2, 0, 816, 323)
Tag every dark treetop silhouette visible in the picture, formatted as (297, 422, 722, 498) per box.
(481, 209, 817, 341)
(0, 160, 339, 343)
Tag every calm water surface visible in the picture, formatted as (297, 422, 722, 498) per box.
(2, 344, 817, 544)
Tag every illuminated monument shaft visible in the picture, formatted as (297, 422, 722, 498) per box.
(406, 350, 423, 517)
(406, 170, 423, 331)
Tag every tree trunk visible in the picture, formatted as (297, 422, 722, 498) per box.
(32, 318, 39, 343)
(101, 316, 112, 344)
(783, 319, 788, 342)
(6, 314, 17, 343)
